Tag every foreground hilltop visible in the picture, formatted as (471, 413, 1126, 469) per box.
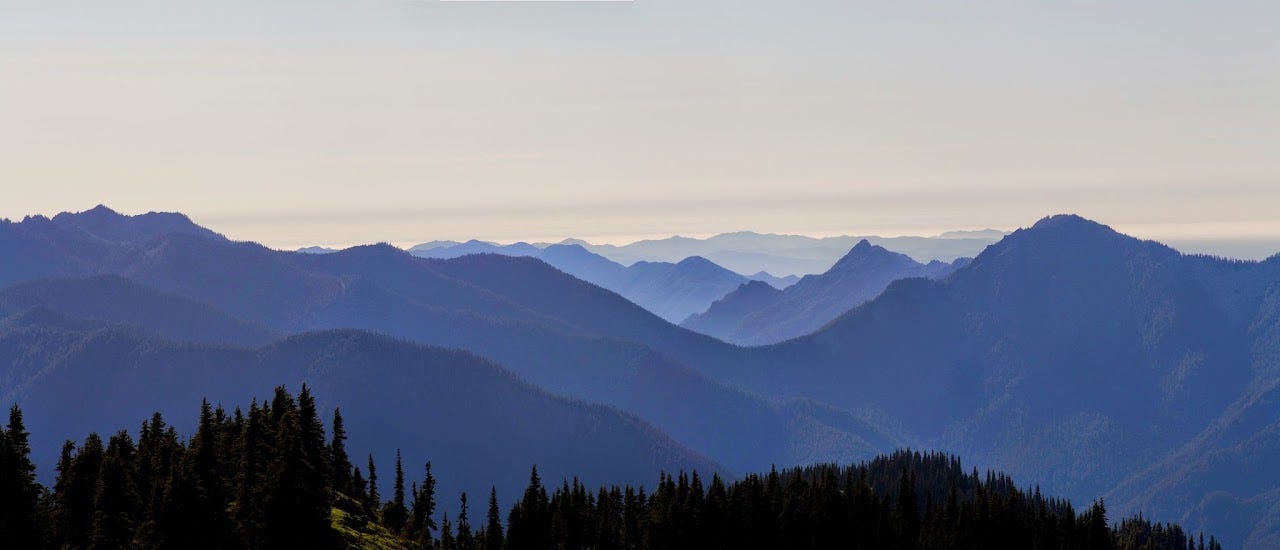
(0, 389, 1222, 549)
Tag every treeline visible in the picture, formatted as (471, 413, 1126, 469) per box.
(0, 387, 1220, 550)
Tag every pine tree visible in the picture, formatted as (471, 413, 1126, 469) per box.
(456, 492, 475, 550)
(90, 431, 141, 549)
(411, 461, 438, 549)
(1085, 499, 1112, 550)
(54, 434, 104, 549)
(486, 487, 504, 550)
(262, 394, 334, 549)
(351, 467, 368, 507)
(440, 512, 455, 550)
(0, 405, 44, 547)
(893, 468, 920, 549)
(235, 399, 268, 546)
(134, 413, 180, 547)
(295, 385, 331, 499)
(383, 449, 408, 533)
(506, 465, 550, 550)
(366, 454, 381, 517)
(180, 399, 237, 548)
(329, 408, 353, 495)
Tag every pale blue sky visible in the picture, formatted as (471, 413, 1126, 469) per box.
(2, 1, 1278, 254)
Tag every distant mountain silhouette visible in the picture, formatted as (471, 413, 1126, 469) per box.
(701, 215, 1280, 548)
(573, 230, 1002, 275)
(746, 270, 800, 289)
(0, 314, 716, 507)
(410, 239, 541, 259)
(683, 240, 968, 344)
(296, 245, 338, 254)
(413, 242, 791, 323)
(405, 239, 462, 253)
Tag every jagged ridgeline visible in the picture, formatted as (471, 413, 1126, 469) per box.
(0, 388, 1219, 550)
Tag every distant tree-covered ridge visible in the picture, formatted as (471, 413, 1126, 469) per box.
(0, 388, 1219, 550)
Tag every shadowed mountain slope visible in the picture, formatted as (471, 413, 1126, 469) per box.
(0, 314, 717, 508)
(707, 215, 1280, 548)
(682, 240, 968, 344)
(0, 275, 277, 346)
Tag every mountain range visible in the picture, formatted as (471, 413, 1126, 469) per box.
(682, 240, 970, 345)
(0, 206, 898, 485)
(3, 206, 1279, 547)
(400, 230, 1001, 277)
(409, 240, 798, 323)
(572, 230, 1002, 276)
(688, 215, 1280, 548)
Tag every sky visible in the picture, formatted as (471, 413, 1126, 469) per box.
(2, 1, 1278, 256)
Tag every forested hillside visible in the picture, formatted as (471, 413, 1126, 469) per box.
(0, 389, 1220, 549)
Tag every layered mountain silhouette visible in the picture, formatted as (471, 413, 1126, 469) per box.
(683, 240, 969, 344)
(534, 244, 790, 322)
(574, 230, 1001, 275)
(691, 215, 1280, 548)
(0, 207, 893, 478)
(0, 311, 716, 506)
(410, 241, 796, 323)
(3, 207, 1279, 547)
(410, 239, 541, 259)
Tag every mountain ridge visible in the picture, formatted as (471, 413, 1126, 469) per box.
(682, 239, 969, 344)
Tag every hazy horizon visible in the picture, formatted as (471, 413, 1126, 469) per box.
(4, 1, 1278, 256)
(7, 204, 1279, 262)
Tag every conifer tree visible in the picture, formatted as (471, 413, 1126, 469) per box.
(54, 433, 104, 549)
(383, 449, 409, 533)
(507, 465, 550, 550)
(351, 467, 368, 506)
(134, 413, 180, 547)
(411, 461, 438, 549)
(485, 487, 504, 550)
(262, 404, 333, 549)
(235, 399, 267, 546)
(0, 405, 43, 547)
(894, 468, 920, 548)
(366, 454, 381, 516)
(456, 492, 474, 550)
(295, 385, 330, 497)
(174, 399, 237, 549)
(329, 408, 352, 495)
(1085, 499, 1112, 550)
(90, 431, 141, 549)
(440, 512, 455, 550)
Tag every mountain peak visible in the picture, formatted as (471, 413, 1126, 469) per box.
(47, 206, 221, 244)
(1029, 214, 1110, 232)
(675, 256, 726, 272)
(831, 239, 911, 269)
(84, 204, 121, 217)
(544, 243, 591, 255)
